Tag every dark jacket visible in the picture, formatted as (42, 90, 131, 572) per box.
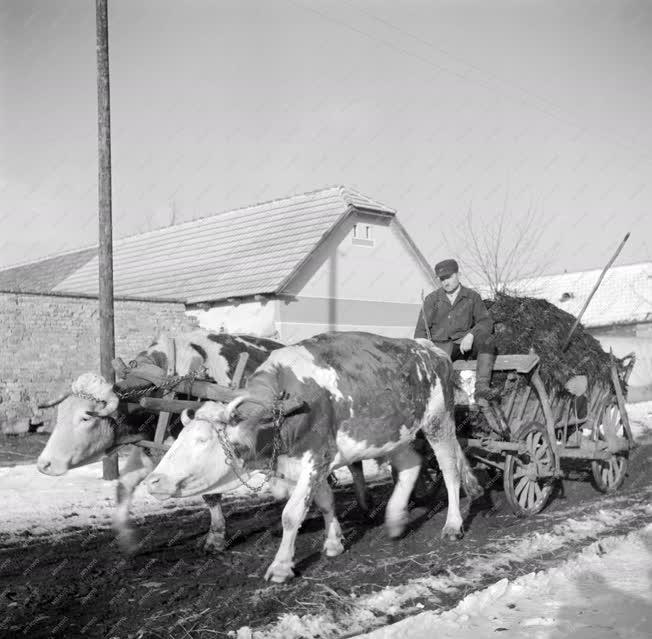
(414, 285, 493, 342)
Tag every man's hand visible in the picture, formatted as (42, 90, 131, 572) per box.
(460, 332, 474, 354)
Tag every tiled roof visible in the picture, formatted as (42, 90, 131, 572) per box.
(0, 186, 398, 304)
(0, 247, 97, 293)
(511, 262, 652, 328)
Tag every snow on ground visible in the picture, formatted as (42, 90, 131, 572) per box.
(237, 501, 652, 639)
(0, 460, 205, 540)
(356, 524, 652, 639)
(0, 455, 386, 542)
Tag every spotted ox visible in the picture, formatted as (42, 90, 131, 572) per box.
(146, 332, 482, 582)
(36, 331, 291, 553)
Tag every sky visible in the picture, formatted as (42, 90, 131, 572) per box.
(1, 0, 651, 281)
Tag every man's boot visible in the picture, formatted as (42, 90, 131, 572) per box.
(474, 351, 496, 406)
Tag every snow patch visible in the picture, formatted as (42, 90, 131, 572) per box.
(358, 524, 652, 639)
(246, 503, 652, 639)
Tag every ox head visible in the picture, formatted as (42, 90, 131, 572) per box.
(146, 397, 252, 499)
(37, 373, 120, 476)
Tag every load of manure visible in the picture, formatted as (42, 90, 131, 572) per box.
(485, 294, 617, 397)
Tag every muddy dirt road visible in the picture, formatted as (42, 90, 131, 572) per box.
(1, 442, 651, 639)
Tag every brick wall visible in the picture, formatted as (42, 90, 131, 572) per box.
(0, 292, 197, 424)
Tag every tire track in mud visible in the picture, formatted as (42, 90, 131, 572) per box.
(1, 443, 651, 639)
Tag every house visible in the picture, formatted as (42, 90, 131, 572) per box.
(0, 186, 437, 422)
(512, 262, 652, 401)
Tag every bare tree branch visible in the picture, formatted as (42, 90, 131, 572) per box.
(450, 195, 552, 297)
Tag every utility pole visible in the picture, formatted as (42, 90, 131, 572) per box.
(96, 0, 118, 480)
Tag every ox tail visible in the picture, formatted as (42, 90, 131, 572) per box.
(455, 440, 483, 500)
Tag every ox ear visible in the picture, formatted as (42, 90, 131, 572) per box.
(181, 408, 196, 427)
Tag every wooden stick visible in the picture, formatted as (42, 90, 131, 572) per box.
(562, 232, 630, 351)
(609, 350, 634, 444)
(420, 289, 432, 341)
(140, 397, 202, 413)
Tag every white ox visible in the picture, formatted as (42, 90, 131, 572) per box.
(147, 332, 482, 582)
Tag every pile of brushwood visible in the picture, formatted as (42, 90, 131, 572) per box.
(485, 294, 616, 397)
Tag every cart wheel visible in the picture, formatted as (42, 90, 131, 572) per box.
(503, 422, 554, 516)
(591, 402, 629, 493)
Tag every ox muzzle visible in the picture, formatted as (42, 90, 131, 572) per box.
(146, 473, 182, 499)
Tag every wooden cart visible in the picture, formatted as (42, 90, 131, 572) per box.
(116, 341, 636, 517)
(452, 350, 636, 516)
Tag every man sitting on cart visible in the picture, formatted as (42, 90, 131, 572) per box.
(414, 258, 496, 405)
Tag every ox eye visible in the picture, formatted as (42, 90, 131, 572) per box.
(195, 436, 209, 445)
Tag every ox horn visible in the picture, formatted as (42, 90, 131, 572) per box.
(96, 391, 120, 416)
(38, 392, 71, 409)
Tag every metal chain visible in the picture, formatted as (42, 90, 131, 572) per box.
(215, 426, 267, 493)
(269, 391, 288, 476)
(115, 366, 207, 401)
(212, 391, 291, 494)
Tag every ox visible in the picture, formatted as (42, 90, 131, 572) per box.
(36, 331, 286, 552)
(147, 332, 482, 582)
(36, 330, 370, 553)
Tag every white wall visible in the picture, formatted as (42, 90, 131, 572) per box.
(186, 299, 280, 338)
(591, 322, 652, 402)
(285, 214, 434, 303)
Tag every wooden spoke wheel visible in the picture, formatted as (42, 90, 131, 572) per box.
(504, 422, 555, 516)
(591, 402, 629, 493)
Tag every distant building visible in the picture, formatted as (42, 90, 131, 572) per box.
(512, 262, 652, 401)
(0, 186, 436, 421)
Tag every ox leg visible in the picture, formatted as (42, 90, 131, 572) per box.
(385, 446, 422, 539)
(425, 436, 464, 540)
(348, 461, 374, 517)
(113, 446, 155, 554)
(201, 493, 226, 553)
(264, 457, 317, 583)
(312, 481, 345, 557)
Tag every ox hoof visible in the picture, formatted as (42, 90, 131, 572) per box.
(385, 517, 408, 540)
(264, 561, 295, 583)
(441, 525, 464, 541)
(203, 533, 226, 554)
(116, 529, 138, 556)
(323, 538, 345, 557)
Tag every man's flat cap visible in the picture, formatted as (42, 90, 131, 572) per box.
(434, 259, 459, 279)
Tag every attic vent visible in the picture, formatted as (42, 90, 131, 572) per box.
(352, 223, 374, 247)
(560, 291, 574, 302)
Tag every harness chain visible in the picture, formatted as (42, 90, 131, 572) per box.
(269, 391, 288, 476)
(216, 425, 267, 493)
(215, 391, 291, 494)
(114, 366, 206, 402)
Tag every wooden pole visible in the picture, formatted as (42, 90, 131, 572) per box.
(562, 232, 630, 352)
(96, 0, 118, 480)
(420, 289, 432, 341)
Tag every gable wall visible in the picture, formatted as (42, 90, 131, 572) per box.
(277, 213, 436, 343)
